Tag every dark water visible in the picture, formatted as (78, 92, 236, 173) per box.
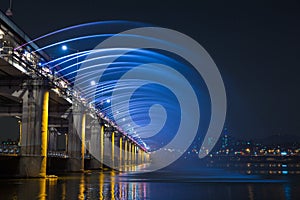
(0, 169, 300, 200)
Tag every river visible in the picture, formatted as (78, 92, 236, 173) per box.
(0, 168, 299, 200)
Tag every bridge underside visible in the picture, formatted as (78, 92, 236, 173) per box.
(0, 56, 150, 177)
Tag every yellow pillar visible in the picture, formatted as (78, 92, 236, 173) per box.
(18, 120, 22, 146)
(124, 140, 128, 165)
(65, 133, 68, 155)
(119, 137, 122, 169)
(132, 144, 135, 165)
(137, 148, 139, 164)
(40, 90, 49, 177)
(135, 146, 137, 165)
(129, 142, 132, 165)
(81, 113, 86, 171)
(111, 132, 115, 168)
(100, 125, 104, 168)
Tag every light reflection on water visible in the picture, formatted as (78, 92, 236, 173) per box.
(0, 170, 300, 200)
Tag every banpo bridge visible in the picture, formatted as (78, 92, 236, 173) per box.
(0, 11, 150, 178)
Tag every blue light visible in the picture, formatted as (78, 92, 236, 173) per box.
(62, 45, 68, 51)
(282, 164, 287, 168)
(282, 171, 288, 175)
(22, 21, 210, 151)
(281, 152, 287, 156)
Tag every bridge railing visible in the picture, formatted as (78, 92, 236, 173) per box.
(47, 151, 68, 158)
(0, 144, 20, 156)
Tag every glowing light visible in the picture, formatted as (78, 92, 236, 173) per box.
(62, 45, 68, 51)
(106, 99, 111, 103)
(66, 98, 72, 104)
(281, 152, 287, 156)
(90, 80, 96, 86)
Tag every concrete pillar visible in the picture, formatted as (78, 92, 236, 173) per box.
(129, 142, 132, 165)
(146, 153, 150, 163)
(103, 128, 112, 167)
(134, 146, 137, 165)
(131, 144, 134, 165)
(140, 149, 144, 164)
(19, 79, 49, 178)
(89, 119, 101, 169)
(67, 104, 85, 172)
(137, 148, 140, 165)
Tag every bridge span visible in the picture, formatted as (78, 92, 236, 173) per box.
(0, 11, 149, 178)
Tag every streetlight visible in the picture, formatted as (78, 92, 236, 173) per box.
(5, 0, 13, 16)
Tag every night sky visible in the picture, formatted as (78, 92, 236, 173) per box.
(0, 0, 299, 141)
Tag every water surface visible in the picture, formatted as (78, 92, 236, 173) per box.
(0, 169, 299, 200)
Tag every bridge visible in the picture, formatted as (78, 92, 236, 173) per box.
(0, 11, 149, 178)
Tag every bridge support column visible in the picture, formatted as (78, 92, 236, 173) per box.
(80, 113, 86, 171)
(129, 142, 132, 165)
(19, 79, 49, 178)
(140, 149, 144, 165)
(124, 140, 128, 165)
(137, 148, 141, 165)
(67, 104, 85, 172)
(132, 143, 134, 165)
(100, 125, 104, 169)
(111, 131, 115, 169)
(103, 129, 112, 168)
(119, 136, 123, 169)
(88, 119, 101, 169)
(133, 144, 136, 165)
